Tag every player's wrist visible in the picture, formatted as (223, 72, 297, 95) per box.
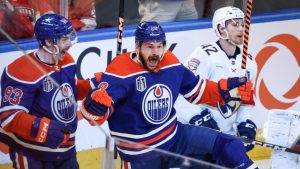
(30, 117, 50, 143)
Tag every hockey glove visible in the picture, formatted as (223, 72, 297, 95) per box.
(218, 77, 247, 104)
(30, 117, 72, 149)
(237, 119, 257, 152)
(189, 109, 220, 130)
(81, 88, 112, 126)
(238, 80, 253, 102)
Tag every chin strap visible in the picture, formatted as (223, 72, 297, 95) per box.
(227, 39, 239, 46)
(42, 45, 59, 55)
(42, 45, 60, 64)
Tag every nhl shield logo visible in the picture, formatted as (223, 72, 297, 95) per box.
(43, 77, 54, 92)
(136, 76, 147, 92)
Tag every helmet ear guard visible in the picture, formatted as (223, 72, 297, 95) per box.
(212, 6, 245, 39)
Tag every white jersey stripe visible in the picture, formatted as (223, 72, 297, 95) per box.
(0, 128, 75, 152)
(191, 79, 206, 104)
(117, 126, 177, 155)
(183, 77, 202, 98)
(15, 152, 20, 169)
(110, 115, 176, 139)
(0, 105, 29, 113)
(104, 63, 181, 79)
(23, 155, 29, 169)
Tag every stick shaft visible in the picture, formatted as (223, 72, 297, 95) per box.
(116, 0, 125, 56)
(241, 137, 300, 155)
(241, 0, 253, 74)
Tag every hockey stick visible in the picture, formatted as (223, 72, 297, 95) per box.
(241, 0, 253, 76)
(240, 137, 300, 155)
(112, 0, 125, 162)
(116, 0, 124, 56)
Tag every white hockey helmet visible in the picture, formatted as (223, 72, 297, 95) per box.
(212, 6, 245, 39)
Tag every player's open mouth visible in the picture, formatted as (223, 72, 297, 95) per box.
(148, 58, 158, 68)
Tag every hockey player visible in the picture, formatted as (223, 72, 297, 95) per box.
(0, 14, 92, 169)
(80, 21, 258, 169)
(177, 6, 258, 152)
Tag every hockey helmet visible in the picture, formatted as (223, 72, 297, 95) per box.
(212, 6, 245, 38)
(34, 13, 74, 46)
(135, 21, 166, 43)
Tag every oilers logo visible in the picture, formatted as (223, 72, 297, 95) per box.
(51, 83, 76, 123)
(142, 84, 172, 124)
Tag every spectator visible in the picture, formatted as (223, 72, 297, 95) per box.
(0, 1, 33, 40)
(202, 0, 235, 17)
(47, 0, 96, 31)
(138, 0, 198, 22)
(95, 0, 139, 28)
(0, 0, 52, 40)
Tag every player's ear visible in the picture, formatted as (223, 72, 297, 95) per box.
(218, 25, 226, 38)
(45, 39, 53, 47)
(135, 41, 140, 52)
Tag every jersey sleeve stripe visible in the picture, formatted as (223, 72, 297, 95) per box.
(0, 105, 29, 113)
(0, 111, 15, 122)
(0, 111, 18, 128)
(191, 79, 206, 104)
(183, 77, 203, 98)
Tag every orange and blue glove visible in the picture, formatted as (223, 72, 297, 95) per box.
(218, 77, 248, 103)
(30, 117, 72, 149)
(81, 88, 113, 126)
(238, 80, 253, 102)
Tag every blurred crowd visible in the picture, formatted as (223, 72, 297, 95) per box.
(0, 0, 299, 41)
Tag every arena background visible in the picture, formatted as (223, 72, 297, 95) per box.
(0, 6, 299, 169)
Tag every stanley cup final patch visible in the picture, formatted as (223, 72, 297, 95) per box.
(43, 77, 54, 92)
(136, 76, 147, 92)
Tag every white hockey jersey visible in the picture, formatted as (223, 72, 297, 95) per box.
(176, 41, 257, 134)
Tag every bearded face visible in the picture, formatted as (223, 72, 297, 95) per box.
(137, 41, 165, 71)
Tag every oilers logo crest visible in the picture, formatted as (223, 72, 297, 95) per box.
(142, 84, 172, 124)
(51, 83, 76, 123)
